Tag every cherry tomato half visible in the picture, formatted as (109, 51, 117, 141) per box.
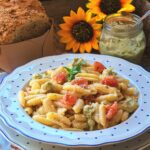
(54, 72, 67, 84)
(94, 61, 106, 73)
(72, 78, 88, 88)
(101, 76, 118, 87)
(62, 93, 77, 106)
(106, 102, 118, 120)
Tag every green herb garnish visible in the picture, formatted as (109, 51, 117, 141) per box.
(65, 59, 86, 81)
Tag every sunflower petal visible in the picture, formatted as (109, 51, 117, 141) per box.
(95, 13, 106, 21)
(84, 42, 92, 53)
(86, 11, 92, 22)
(91, 6, 100, 14)
(63, 16, 74, 25)
(120, 0, 132, 5)
(94, 30, 101, 37)
(79, 44, 85, 53)
(91, 40, 99, 50)
(96, 0, 101, 4)
(86, 3, 92, 9)
(59, 23, 71, 31)
(88, 0, 101, 6)
(70, 10, 77, 17)
(72, 42, 80, 53)
(77, 7, 86, 20)
(86, 3, 97, 9)
(70, 10, 79, 22)
(88, 17, 96, 25)
(60, 36, 73, 43)
(66, 40, 76, 50)
(57, 30, 70, 37)
(118, 4, 135, 13)
(92, 24, 101, 30)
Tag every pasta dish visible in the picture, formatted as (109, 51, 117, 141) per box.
(18, 58, 139, 131)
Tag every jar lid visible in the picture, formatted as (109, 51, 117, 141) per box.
(104, 13, 143, 35)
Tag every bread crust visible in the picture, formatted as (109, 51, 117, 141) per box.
(0, 0, 50, 45)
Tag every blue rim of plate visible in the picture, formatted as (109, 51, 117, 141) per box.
(1, 113, 150, 147)
(0, 118, 25, 150)
(0, 73, 24, 150)
(0, 72, 8, 84)
(0, 129, 25, 150)
(0, 54, 150, 147)
(0, 115, 150, 150)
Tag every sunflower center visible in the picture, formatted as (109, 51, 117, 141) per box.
(72, 21, 93, 43)
(100, 0, 121, 15)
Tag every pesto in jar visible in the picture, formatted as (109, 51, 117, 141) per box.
(100, 13, 146, 63)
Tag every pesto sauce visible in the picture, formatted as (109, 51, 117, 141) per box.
(100, 16, 146, 63)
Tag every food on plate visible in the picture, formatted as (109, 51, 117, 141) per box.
(18, 58, 139, 131)
(0, 0, 50, 45)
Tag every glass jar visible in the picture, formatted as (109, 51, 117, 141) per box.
(100, 13, 146, 63)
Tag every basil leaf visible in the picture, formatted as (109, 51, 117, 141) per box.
(65, 60, 86, 81)
(64, 67, 71, 72)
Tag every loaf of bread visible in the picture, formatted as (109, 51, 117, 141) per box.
(0, 0, 50, 45)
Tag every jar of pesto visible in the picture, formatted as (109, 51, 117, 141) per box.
(100, 13, 146, 63)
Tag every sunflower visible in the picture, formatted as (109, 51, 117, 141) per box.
(86, 0, 135, 21)
(58, 7, 101, 53)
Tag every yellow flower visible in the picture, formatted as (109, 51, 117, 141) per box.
(58, 7, 101, 53)
(87, 0, 135, 21)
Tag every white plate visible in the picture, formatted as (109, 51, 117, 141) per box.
(1, 115, 150, 150)
(0, 132, 10, 150)
(0, 54, 150, 147)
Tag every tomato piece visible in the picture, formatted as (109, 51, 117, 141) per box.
(106, 102, 118, 120)
(71, 78, 88, 88)
(62, 93, 77, 106)
(54, 72, 67, 84)
(93, 61, 106, 73)
(105, 105, 111, 113)
(106, 108, 115, 120)
(111, 101, 118, 113)
(101, 76, 118, 87)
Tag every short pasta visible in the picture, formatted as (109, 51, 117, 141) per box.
(18, 58, 139, 131)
